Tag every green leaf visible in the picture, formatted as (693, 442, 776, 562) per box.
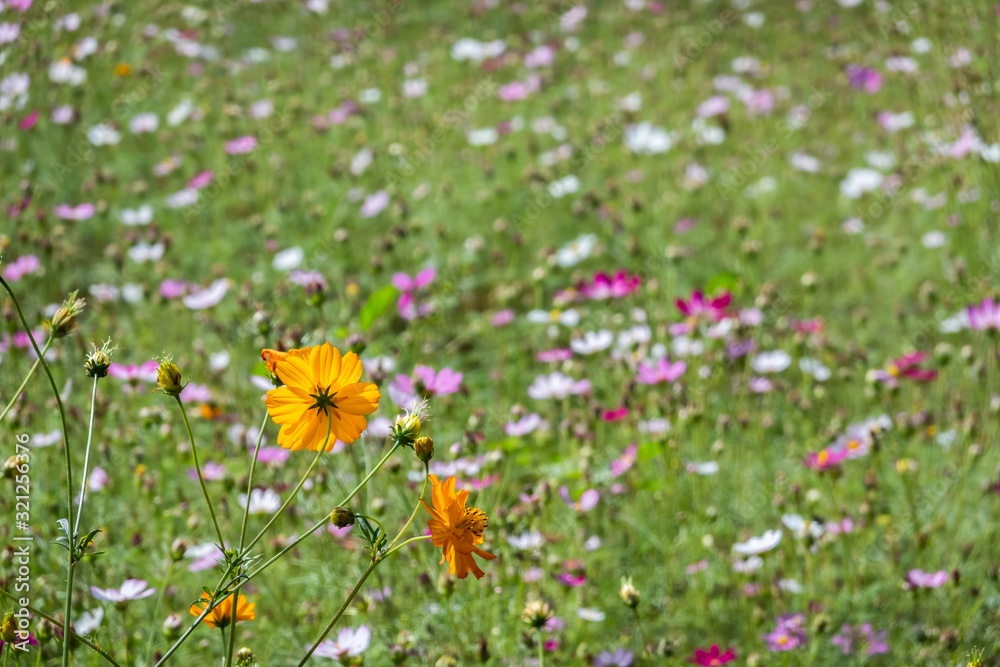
(359, 285, 398, 331)
(251, 361, 270, 378)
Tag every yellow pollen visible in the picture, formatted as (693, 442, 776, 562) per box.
(457, 507, 489, 538)
(887, 364, 900, 377)
(549, 309, 561, 322)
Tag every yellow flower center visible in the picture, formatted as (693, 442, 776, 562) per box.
(457, 507, 489, 539)
(778, 636, 789, 645)
(549, 309, 561, 322)
(818, 450, 829, 464)
(887, 363, 900, 377)
(847, 439, 860, 450)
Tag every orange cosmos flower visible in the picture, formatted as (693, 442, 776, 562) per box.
(189, 591, 256, 629)
(264, 342, 380, 451)
(421, 474, 496, 580)
(260, 348, 289, 385)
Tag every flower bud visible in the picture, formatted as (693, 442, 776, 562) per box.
(48, 290, 86, 338)
(154, 355, 184, 397)
(35, 617, 55, 643)
(170, 537, 189, 561)
(330, 506, 355, 528)
(1, 612, 17, 643)
(414, 436, 434, 463)
(236, 647, 256, 667)
(521, 600, 553, 629)
(393, 412, 422, 447)
(619, 576, 640, 609)
(84, 339, 116, 379)
(346, 333, 367, 355)
(162, 613, 183, 640)
(389, 643, 408, 664)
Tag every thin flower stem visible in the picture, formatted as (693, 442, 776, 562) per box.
(174, 396, 226, 547)
(297, 559, 379, 666)
(383, 534, 432, 558)
(0, 278, 76, 667)
(238, 411, 271, 549)
(385, 465, 429, 552)
(73, 375, 100, 536)
(242, 418, 330, 554)
(155, 604, 216, 665)
(537, 629, 545, 667)
(0, 588, 121, 667)
(341, 443, 401, 506)
(227, 410, 270, 667)
(0, 337, 52, 423)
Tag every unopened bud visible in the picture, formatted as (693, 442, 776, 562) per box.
(330, 506, 355, 528)
(154, 355, 184, 397)
(84, 339, 115, 379)
(521, 600, 553, 629)
(619, 576, 640, 609)
(236, 647, 256, 667)
(170, 537, 189, 561)
(1, 612, 17, 643)
(162, 613, 183, 640)
(48, 290, 86, 338)
(414, 436, 434, 463)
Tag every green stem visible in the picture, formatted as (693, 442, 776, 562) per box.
(537, 629, 545, 667)
(73, 376, 100, 536)
(0, 337, 52, 422)
(174, 396, 226, 547)
(0, 278, 76, 667)
(297, 559, 380, 666)
(0, 589, 121, 667)
(385, 466, 429, 552)
(242, 418, 330, 554)
(228, 410, 270, 667)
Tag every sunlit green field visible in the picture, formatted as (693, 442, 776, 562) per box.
(2, 1, 1000, 665)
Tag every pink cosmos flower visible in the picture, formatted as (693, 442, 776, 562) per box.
(224, 135, 257, 155)
(577, 270, 641, 300)
(180, 382, 212, 403)
(907, 569, 949, 588)
(524, 44, 556, 68)
(696, 95, 730, 118)
(2, 255, 41, 282)
(189, 461, 225, 481)
(188, 170, 214, 189)
(636, 357, 686, 384)
(832, 624, 889, 657)
(505, 413, 544, 436)
(54, 203, 95, 220)
(159, 279, 188, 299)
(388, 365, 462, 405)
(392, 267, 436, 293)
(90, 579, 156, 603)
(825, 518, 854, 535)
(107, 361, 159, 392)
(183, 279, 229, 310)
(360, 190, 389, 218)
(559, 486, 599, 512)
(950, 125, 979, 159)
(498, 75, 541, 102)
(967, 297, 1000, 330)
(763, 614, 806, 651)
(492, 309, 515, 326)
(610, 444, 637, 477)
(536, 348, 573, 362)
(313, 625, 371, 660)
(556, 572, 587, 587)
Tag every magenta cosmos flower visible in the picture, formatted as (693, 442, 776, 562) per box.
(559, 486, 599, 512)
(907, 568, 949, 588)
(846, 65, 883, 93)
(2, 254, 41, 282)
(873, 352, 937, 386)
(687, 645, 736, 665)
(967, 297, 1000, 331)
(763, 614, 806, 651)
(392, 267, 436, 320)
(832, 624, 889, 656)
(576, 270, 641, 300)
(803, 446, 850, 471)
(672, 290, 731, 334)
(636, 357, 686, 384)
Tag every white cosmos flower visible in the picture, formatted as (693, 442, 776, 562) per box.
(49, 58, 87, 85)
(165, 188, 198, 208)
(686, 461, 719, 475)
(527, 309, 580, 327)
(127, 241, 164, 263)
(527, 372, 591, 400)
(75, 608, 104, 635)
(450, 38, 506, 62)
(789, 152, 820, 172)
(733, 529, 782, 555)
(624, 122, 674, 154)
(576, 608, 606, 622)
(570, 330, 613, 355)
(350, 147, 373, 175)
(555, 234, 597, 267)
(751, 350, 791, 373)
(548, 174, 580, 198)
(507, 531, 544, 550)
(671, 336, 704, 358)
(120, 204, 153, 226)
(467, 128, 498, 146)
(781, 513, 824, 539)
(272, 246, 304, 270)
(732, 555, 763, 573)
(799, 358, 831, 381)
(129, 112, 159, 134)
(839, 168, 883, 199)
(87, 123, 121, 146)
(240, 488, 282, 514)
(167, 99, 194, 126)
